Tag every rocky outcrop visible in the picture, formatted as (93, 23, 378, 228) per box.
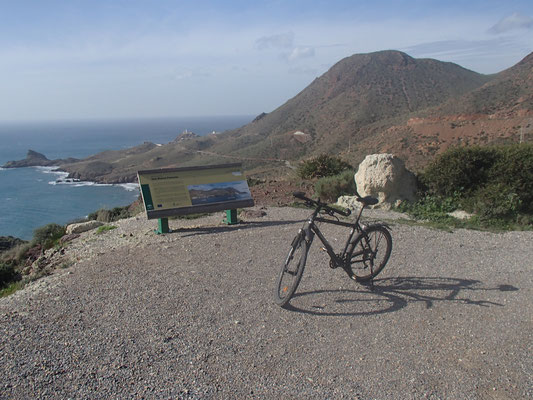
(353, 154, 417, 209)
(2, 150, 79, 168)
(66, 221, 104, 235)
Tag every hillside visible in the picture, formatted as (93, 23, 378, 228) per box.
(374, 51, 533, 166)
(4, 50, 532, 181)
(198, 50, 494, 171)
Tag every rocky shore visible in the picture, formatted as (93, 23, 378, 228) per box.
(2, 150, 79, 169)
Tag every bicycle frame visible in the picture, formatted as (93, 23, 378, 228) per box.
(300, 204, 367, 277)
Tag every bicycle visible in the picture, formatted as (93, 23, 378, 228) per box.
(274, 191, 392, 307)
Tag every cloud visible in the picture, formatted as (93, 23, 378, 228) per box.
(286, 46, 315, 61)
(488, 13, 533, 34)
(255, 32, 294, 50)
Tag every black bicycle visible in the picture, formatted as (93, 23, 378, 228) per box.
(274, 191, 393, 307)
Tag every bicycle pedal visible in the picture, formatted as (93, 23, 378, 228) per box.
(320, 247, 327, 252)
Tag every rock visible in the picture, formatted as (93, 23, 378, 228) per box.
(240, 208, 267, 218)
(2, 150, 80, 168)
(448, 210, 474, 220)
(353, 154, 416, 209)
(66, 221, 104, 235)
(59, 233, 81, 244)
(336, 196, 363, 212)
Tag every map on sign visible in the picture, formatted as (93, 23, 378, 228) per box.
(137, 164, 254, 219)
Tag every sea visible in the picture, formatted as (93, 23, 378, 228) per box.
(0, 116, 253, 240)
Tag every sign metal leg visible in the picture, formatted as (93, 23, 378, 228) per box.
(156, 218, 170, 234)
(225, 209, 238, 225)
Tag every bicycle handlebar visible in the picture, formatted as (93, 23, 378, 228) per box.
(292, 192, 351, 217)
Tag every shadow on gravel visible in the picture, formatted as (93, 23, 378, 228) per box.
(172, 219, 306, 237)
(284, 277, 518, 317)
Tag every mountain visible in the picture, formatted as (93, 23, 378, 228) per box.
(203, 50, 492, 167)
(4, 50, 532, 181)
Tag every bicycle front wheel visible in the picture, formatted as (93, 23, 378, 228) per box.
(274, 232, 308, 307)
(347, 225, 392, 282)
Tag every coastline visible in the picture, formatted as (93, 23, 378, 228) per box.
(0, 166, 140, 240)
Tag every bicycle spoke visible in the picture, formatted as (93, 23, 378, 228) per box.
(347, 225, 392, 282)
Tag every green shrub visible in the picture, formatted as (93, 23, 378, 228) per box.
(468, 183, 522, 220)
(31, 223, 66, 249)
(297, 154, 352, 179)
(396, 194, 459, 223)
(88, 206, 131, 222)
(421, 146, 497, 197)
(96, 225, 117, 234)
(402, 144, 533, 229)
(489, 145, 533, 214)
(0, 262, 19, 289)
(314, 170, 356, 202)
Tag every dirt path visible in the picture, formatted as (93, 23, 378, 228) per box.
(1, 207, 532, 399)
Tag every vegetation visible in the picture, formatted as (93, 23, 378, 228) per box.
(398, 144, 533, 230)
(297, 154, 352, 179)
(314, 169, 357, 202)
(96, 225, 117, 234)
(31, 223, 66, 249)
(88, 205, 132, 223)
(0, 262, 19, 289)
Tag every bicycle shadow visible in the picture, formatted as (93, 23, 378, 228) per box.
(283, 276, 518, 317)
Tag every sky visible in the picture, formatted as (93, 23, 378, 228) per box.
(0, 0, 532, 122)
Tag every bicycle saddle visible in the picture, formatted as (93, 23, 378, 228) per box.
(357, 196, 379, 206)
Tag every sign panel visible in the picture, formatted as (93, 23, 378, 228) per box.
(137, 163, 254, 219)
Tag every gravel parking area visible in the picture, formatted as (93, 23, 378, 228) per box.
(1, 207, 532, 399)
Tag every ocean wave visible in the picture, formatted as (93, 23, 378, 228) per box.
(49, 178, 139, 192)
(34, 166, 70, 179)
(118, 183, 139, 191)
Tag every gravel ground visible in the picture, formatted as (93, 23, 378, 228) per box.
(1, 207, 532, 399)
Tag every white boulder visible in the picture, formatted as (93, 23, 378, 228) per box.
(353, 154, 417, 209)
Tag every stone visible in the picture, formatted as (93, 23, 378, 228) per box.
(59, 233, 81, 244)
(66, 220, 104, 235)
(240, 208, 267, 218)
(448, 210, 474, 220)
(353, 153, 417, 209)
(336, 195, 362, 212)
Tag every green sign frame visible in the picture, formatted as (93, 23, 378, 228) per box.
(137, 163, 254, 220)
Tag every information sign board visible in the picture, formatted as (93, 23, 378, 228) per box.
(137, 163, 254, 220)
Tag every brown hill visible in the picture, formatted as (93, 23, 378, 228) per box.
(374, 52, 533, 167)
(204, 50, 492, 168)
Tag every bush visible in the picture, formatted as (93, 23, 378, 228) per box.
(468, 183, 522, 220)
(421, 146, 497, 197)
(401, 144, 533, 229)
(315, 170, 356, 202)
(88, 206, 131, 222)
(297, 154, 352, 179)
(31, 223, 66, 249)
(0, 262, 19, 289)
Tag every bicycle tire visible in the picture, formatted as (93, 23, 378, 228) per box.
(274, 232, 308, 307)
(347, 225, 392, 282)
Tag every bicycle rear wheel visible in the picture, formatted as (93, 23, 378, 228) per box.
(347, 225, 392, 282)
(274, 232, 308, 307)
